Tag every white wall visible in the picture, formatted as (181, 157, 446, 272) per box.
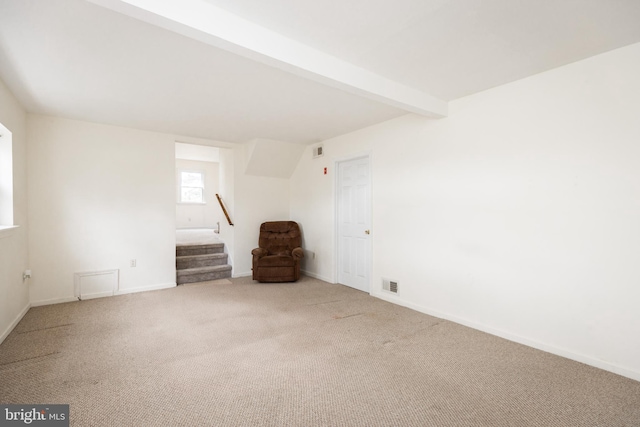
(175, 159, 220, 229)
(244, 138, 305, 179)
(175, 142, 219, 162)
(217, 147, 235, 269)
(27, 115, 177, 304)
(231, 143, 290, 276)
(0, 77, 29, 343)
(291, 42, 640, 381)
(290, 139, 371, 283)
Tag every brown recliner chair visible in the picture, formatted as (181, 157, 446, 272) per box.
(252, 221, 304, 282)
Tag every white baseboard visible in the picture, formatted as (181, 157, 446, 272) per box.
(30, 296, 78, 307)
(301, 270, 334, 283)
(115, 282, 176, 295)
(370, 291, 640, 383)
(232, 271, 252, 278)
(0, 302, 30, 345)
(31, 283, 176, 306)
(234, 270, 332, 281)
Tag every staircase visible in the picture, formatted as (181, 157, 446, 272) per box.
(176, 242, 232, 285)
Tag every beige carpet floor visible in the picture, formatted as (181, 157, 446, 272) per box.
(1, 276, 639, 426)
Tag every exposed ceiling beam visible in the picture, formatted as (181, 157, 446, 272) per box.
(86, 0, 448, 118)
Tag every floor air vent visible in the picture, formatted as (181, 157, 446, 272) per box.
(382, 278, 398, 294)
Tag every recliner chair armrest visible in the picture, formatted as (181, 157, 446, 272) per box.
(252, 248, 268, 258)
(292, 247, 304, 259)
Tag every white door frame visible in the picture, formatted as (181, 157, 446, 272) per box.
(334, 153, 372, 293)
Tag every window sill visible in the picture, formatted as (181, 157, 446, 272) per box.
(177, 202, 207, 205)
(0, 225, 19, 239)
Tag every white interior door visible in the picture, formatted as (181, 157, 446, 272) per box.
(337, 156, 371, 293)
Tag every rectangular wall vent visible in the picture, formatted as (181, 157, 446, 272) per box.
(74, 269, 119, 300)
(382, 278, 398, 294)
(312, 144, 324, 158)
(390, 281, 398, 293)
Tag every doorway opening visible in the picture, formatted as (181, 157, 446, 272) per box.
(175, 142, 221, 233)
(174, 142, 234, 282)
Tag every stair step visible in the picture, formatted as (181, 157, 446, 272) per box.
(176, 253, 228, 270)
(176, 243, 225, 257)
(177, 265, 232, 285)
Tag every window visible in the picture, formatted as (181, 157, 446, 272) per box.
(180, 171, 205, 203)
(0, 122, 16, 237)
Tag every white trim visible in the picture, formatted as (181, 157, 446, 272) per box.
(0, 225, 19, 239)
(79, 291, 114, 300)
(0, 302, 30, 345)
(115, 282, 176, 295)
(30, 296, 78, 307)
(232, 271, 252, 278)
(301, 270, 334, 283)
(31, 283, 177, 306)
(370, 290, 640, 383)
(223, 241, 234, 276)
(332, 151, 373, 165)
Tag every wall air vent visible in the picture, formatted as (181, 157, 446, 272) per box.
(382, 278, 398, 294)
(312, 144, 324, 158)
(74, 269, 119, 300)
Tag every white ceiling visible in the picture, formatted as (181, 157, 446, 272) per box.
(202, 0, 640, 100)
(1, 0, 640, 144)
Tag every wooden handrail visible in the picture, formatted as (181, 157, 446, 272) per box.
(216, 193, 234, 226)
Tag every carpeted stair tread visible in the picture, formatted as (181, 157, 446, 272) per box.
(176, 242, 232, 284)
(176, 243, 225, 257)
(176, 242, 224, 249)
(177, 265, 232, 275)
(176, 265, 232, 284)
(176, 253, 227, 260)
(176, 253, 229, 269)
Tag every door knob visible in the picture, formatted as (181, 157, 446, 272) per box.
(365, 230, 370, 235)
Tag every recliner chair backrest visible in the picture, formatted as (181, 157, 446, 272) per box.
(258, 221, 301, 256)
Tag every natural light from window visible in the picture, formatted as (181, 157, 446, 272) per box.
(0, 121, 15, 236)
(180, 171, 205, 203)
